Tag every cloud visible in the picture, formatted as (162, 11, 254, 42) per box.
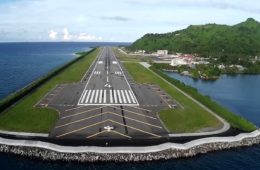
(48, 28, 102, 41)
(77, 33, 102, 41)
(63, 28, 73, 41)
(100, 16, 130, 21)
(48, 30, 57, 39)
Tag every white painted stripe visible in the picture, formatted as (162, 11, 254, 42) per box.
(94, 90, 99, 104)
(117, 90, 122, 103)
(121, 90, 127, 103)
(124, 90, 131, 103)
(103, 90, 107, 103)
(110, 90, 113, 103)
(90, 90, 95, 103)
(80, 90, 88, 103)
(128, 90, 136, 103)
(99, 90, 103, 103)
(113, 90, 118, 103)
(85, 90, 92, 103)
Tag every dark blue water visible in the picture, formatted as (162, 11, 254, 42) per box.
(0, 42, 129, 100)
(0, 43, 260, 169)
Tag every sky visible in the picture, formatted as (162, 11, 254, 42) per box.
(0, 0, 260, 42)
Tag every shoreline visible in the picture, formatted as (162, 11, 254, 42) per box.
(163, 69, 260, 81)
(0, 130, 259, 162)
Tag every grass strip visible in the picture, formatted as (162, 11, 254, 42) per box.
(123, 62, 222, 133)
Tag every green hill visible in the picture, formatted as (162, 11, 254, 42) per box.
(129, 18, 260, 57)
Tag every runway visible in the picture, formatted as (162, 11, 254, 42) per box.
(37, 47, 175, 139)
(78, 47, 138, 106)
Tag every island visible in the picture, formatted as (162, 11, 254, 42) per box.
(127, 18, 260, 80)
(0, 33, 259, 162)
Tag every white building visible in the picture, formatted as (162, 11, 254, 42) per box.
(218, 64, 225, 69)
(134, 50, 146, 54)
(157, 50, 168, 56)
(170, 58, 189, 66)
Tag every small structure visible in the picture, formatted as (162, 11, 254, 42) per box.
(218, 64, 225, 69)
(171, 58, 189, 66)
(157, 50, 168, 56)
(170, 54, 195, 67)
(229, 65, 245, 71)
(134, 50, 146, 54)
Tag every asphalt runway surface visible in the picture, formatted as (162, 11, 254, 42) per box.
(37, 47, 176, 139)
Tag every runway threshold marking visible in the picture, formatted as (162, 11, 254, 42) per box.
(121, 90, 127, 103)
(124, 90, 131, 103)
(108, 106, 156, 119)
(99, 90, 103, 103)
(113, 90, 118, 103)
(61, 106, 105, 119)
(80, 90, 88, 103)
(79, 89, 138, 105)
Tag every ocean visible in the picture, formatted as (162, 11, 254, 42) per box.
(0, 42, 260, 169)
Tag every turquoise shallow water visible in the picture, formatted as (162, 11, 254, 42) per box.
(0, 44, 260, 169)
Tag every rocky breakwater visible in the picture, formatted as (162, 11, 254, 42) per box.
(0, 130, 259, 162)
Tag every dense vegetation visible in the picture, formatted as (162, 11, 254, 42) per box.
(0, 49, 98, 133)
(129, 18, 260, 58)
